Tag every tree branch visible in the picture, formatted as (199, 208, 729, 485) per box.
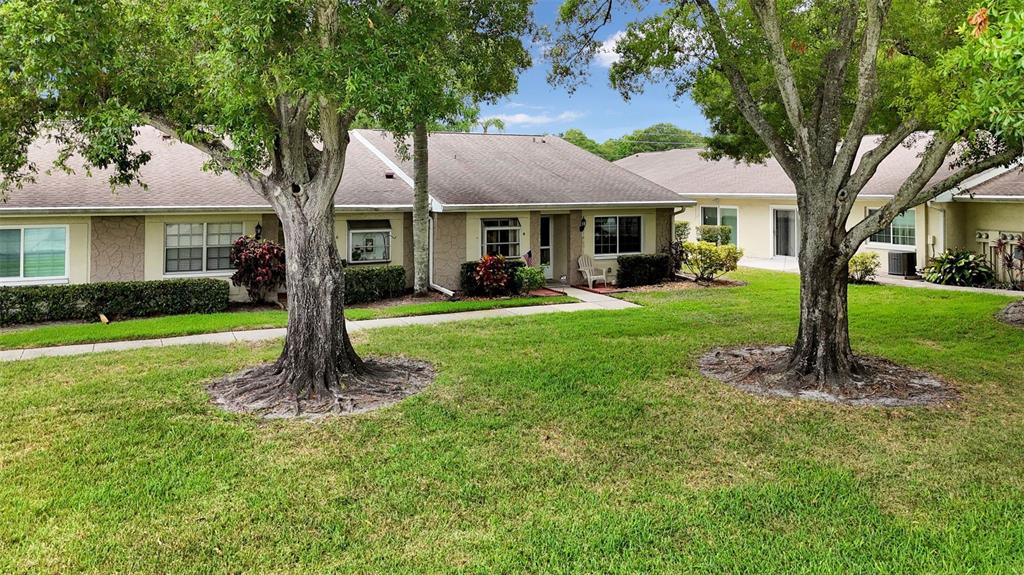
(826, 0, 889, 195)
(145, 114, 269, 198)
(811, 0, 858, 167)
(843, 138, 1021, 251)
(748, 0, 815, 172)
(835, 118, 919, 220)
(692, 0, 801, 181)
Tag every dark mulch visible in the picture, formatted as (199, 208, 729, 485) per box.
(997, 300, 1024, 328)
(208, 356, 435, 419)
(627, 276, 745, 293)
(699, 345, 959, 407)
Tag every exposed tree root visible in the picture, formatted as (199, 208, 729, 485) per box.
(208, 356, 435, 419)
(997, 301, 1024, 328)
(699, 345, 958, 407)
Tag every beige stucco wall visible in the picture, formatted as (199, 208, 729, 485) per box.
(333, 212, 406, 268)
(0, 215, 90, 286)
(582, 208, 660, 281)
(676, 198, 934, 275)
(940, 201, 1024, 250)
(464, 210, 534, 262)
(432, 212, 467, 291)
(90, 216, 145, 282)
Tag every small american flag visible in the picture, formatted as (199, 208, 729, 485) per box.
(523, 249, 533, 266)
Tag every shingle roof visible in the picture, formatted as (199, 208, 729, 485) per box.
(614, 134, 958, 198)
(956, 167, 1024, 198)
(353, 129, 689, 208)
(1, 127, 690, 213)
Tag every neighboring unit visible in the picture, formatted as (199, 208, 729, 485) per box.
(616, 136, 1024, 279)
(0, 128, 693, 297)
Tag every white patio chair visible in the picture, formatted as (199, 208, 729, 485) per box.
(578, 255, 608, 289)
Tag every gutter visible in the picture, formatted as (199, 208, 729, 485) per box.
(0, 204, 414, 215)
(434, 200, 693, 212)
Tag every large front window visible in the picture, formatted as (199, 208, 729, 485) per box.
(0, 226, 68, 283)
(348, 220, 392, 263)
(867, 209, 915, 247)
(164, 222, 242, 274)
(482, 218, 521, 257)
(700, 206, 739, 244)
(594, 215, 642, 256)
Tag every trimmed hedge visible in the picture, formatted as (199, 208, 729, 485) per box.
(344, 265, 406, 305)
(0, 278, 229, 326)
(617, 254, 673, 287)
(460, 259, 527, 296)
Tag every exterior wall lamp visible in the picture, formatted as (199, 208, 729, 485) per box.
(579, 217, 587, 233)
(254, 223, 263, 240)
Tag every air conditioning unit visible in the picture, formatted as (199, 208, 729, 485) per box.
(888, 252, 917, 277)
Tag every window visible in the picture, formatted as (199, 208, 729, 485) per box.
(165, 222, 242, 274)
(0, 226, 68, 282)
(700, 206, 739, 244)
(482, 218, 521, 257)
(348, 220, 392, 263)
(594, 216, 642, 256)
(867, 209, 915, 248)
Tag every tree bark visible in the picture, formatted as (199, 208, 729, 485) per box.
(786, 239, 860, 390)
(270, 195, 364, 401)
(412, 122, 430, 296)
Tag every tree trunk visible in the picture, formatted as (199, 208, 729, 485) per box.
(412, 123, 430, 296)
(785, 232, 861, 390)
(272, 198, 363, 399)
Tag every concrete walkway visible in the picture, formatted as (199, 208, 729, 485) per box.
(741, 257, 1024, 298)
(0, 287, 636, 362)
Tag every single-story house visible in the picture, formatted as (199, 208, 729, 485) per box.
(0, 128, 692, 297)
(615, 137, 1024, 278)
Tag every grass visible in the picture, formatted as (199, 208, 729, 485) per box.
(0, 295, 574, 350)
(1, 269, 1023, 573)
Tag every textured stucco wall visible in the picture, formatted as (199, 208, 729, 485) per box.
(432, 212, 467, 291)
(0, 215, 90, 286)
(90, 216, 145, 282)
(655, 208, 674, 250)
(402, 211, 415, 287)
(567, 209, 583, 285)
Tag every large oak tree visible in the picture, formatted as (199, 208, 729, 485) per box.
(551, 0, 1023, 392)
(0, 0, 532, 413)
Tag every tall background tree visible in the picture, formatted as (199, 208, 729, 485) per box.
(551, 0, 1023, 392)
(561, 123, 705, 160)
(0, 0, 532, 415)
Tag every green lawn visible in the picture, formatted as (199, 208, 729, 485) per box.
(0, 295, 574, 350)
(1, 269, 1023, 573)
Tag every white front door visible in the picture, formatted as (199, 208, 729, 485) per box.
(540, 216, 553, 280)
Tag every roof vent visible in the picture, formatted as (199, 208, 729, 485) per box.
(384, 171, 395, 179)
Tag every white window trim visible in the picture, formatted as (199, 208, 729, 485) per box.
(864, 208, 917, 252)
(163, 222, 243, 276)
(593, 214, 644, 260)
(481, 219, 523, 258)
(0, 224, 70, 286)
(769, 205, 799, 258)
(348, 228, 393, 264)
(698, 204, 740, 244)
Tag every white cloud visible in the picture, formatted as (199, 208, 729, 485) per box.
(484, 110, 584, 127)
(595, 31, 625, 68)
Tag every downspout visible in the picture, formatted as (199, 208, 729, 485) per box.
(927, 200, 946, 260)
(428, 214, 454, 297)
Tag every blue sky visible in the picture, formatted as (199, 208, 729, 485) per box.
(478, 0, 709, 141)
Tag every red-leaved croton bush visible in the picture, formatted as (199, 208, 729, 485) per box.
(473, 255, 510, 296)
(230, 236, 287, 302)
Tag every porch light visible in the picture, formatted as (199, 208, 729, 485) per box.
(254, 223, 263, 240)
(579, 217, 587, 233)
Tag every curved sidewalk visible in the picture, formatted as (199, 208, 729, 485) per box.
(0, 287, 636, 362)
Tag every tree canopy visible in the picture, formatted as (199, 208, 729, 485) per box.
(560, 123, 705, 160)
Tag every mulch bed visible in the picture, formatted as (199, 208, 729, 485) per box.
(997, 300, 1024, 328)
(209, 356, 435, 419)
(699, 345, 959, 407)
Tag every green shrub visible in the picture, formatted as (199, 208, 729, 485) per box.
(848, 252, 881, 284)
(921, 248, 995, 287)
(0, 278, 229, 326)
(460, 258, 526, 296)
(343, 265, 407, 305)
(514, 266, 546, 293)
(697, 225, 732, 245)
(617, 254, 673, 287)
(681, 241, 742, 282)
(674, 221, 691, 242)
